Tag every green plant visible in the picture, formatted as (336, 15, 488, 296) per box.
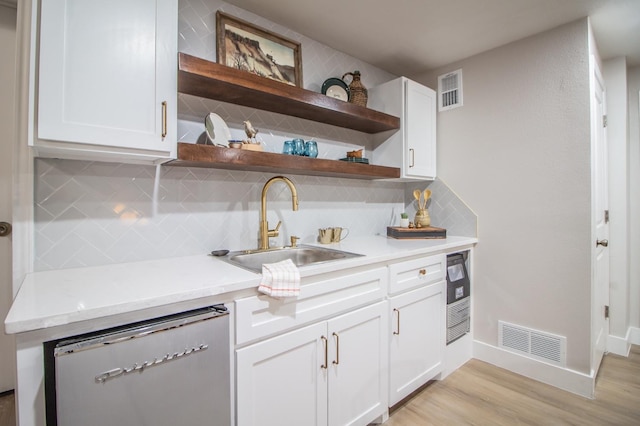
(400, 212, 408, 219)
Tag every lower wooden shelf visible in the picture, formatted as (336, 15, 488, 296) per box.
(167, 143, 400, 180)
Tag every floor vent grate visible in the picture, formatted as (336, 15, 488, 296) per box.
(499, 321, 566, 367)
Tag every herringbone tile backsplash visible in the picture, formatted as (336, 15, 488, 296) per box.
(32, 0, 477, 271)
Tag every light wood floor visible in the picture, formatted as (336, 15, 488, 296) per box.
(0, 346, 638, 426)
(386, 345, 640, 425)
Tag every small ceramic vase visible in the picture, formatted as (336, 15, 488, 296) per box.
(414, 209, 431, 228)
(399, 218, 410, 228)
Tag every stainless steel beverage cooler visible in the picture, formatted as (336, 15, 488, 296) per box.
(446, 252, 470, 344)
(44, 305, 231, 426)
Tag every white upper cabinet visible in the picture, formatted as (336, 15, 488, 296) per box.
(35, 0, 177, 163)
(369, 77, 437, 180)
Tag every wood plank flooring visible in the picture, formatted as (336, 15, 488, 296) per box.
(0, 345, 637, 426)
(386, 345, 640, 426)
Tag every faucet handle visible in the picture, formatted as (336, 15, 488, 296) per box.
(290, 236, 300, 248)
(267, 221, 282, 238)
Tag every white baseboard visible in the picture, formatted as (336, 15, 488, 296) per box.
(473, 340, 594, 398)
(608, 331, 632, 356)
(630, 327, 640, 345)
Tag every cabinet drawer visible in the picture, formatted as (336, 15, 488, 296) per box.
(388, 254, 445, 295)
(235, 267, 387, 345)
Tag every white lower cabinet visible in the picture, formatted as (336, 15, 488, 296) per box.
(236, 301, 388, 426)
(388, 282, 445, 406)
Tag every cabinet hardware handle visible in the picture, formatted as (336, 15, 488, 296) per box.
(409, 148, 415, 168)
(419, 269, 426, 275)
(321, 336, 328, 369)
(393, 308, 400, 335)
(161, 101, 168, 139)
(332, 332, 340, 365)
(596, 239, 608, 247)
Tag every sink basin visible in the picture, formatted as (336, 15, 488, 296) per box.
(222, 245, 363, 273)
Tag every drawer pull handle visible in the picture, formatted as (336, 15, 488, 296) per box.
(161, 101, 168, 139)
(393, 308, 400, 335)
(332, 332, 340, 365)
(321, 336, 328, 369)
(419, 269, 427, 276)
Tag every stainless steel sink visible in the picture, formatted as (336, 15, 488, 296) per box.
(221, 245, 363, 273)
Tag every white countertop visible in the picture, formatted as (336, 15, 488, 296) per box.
(5, 235, 476, 334)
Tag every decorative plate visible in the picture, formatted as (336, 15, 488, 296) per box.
(321, 78, 350, 102)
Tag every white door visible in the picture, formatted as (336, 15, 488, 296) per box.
(591, 56, 609, 378)
(236, 322, 327, 426)
(389, 283, 444, 406)
(37, 0, 176, 155)
(0, 3, 17, 393)
(327, 302, 387, 426)
(405, 79, 437, 180)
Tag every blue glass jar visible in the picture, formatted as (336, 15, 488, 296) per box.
(292, 138, 306, 156)
(305, 140, 318, 158)
(282, 140, 295, 155)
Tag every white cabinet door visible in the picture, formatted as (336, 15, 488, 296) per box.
(236, 321, 328, 426)
(37, 0, 177, 161)
(369, 77, 436, 180)
(405, 79, 436, 180)
(389, 282, 445, 406)
(236, 302, 388, 426)
(327, 302, 388, 426)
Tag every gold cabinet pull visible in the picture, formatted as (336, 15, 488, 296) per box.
(409, 148, 415, 168)
(321, 336, 328, 369)
(419, 269, 427, 275)
(161, 101, 168, 139)
(332, 332, 340, 365)
(393, 308, 400, 335)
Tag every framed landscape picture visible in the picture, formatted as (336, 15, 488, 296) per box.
(216, 11, 303, 87)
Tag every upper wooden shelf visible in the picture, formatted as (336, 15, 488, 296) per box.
(168, 143, 400, 180)
(177, 53, 400, 134)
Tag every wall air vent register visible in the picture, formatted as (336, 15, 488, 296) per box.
(438, 69, 463, 111)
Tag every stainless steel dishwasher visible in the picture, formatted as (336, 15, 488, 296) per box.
(43, 305, 231, 426)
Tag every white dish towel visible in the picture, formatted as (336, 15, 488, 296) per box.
(258, 259, 301, 298)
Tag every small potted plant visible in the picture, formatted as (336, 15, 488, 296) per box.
(399, 212, 410, 228)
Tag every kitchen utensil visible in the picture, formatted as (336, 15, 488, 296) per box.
(413, 189, 421, 206)
(423, 189, 432, 209)
(319, 228, 333, 244)
(282, 140, 295, 155)
(331, 227, 349, 243)
(305, 141, 318, 158)
(204, 113, 231, 146)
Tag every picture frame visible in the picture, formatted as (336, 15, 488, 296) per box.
(216, 11, 303, 87)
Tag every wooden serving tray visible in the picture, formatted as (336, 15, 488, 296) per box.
(387, 226, 447, 239)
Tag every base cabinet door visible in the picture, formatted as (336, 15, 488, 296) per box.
(236, 302, 387, 426)
(327, 302, 388, 426)
(389, 282, 445, 406)
(236, 322, 327, 426)
(36, 0, 177, 162)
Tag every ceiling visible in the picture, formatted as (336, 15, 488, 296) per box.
(225, 0, 640, 77)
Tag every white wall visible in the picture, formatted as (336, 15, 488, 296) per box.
(628, 65, 640, 339)
(414, 19, 593, 374)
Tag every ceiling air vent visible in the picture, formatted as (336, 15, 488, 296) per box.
(438, 69, 463, 111)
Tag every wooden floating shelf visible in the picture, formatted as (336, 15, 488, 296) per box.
(178, 53, 400, 134)
(168, 143, 401, 180)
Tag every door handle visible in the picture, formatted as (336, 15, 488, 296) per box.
(161, 101, 168, 139)
(332, 332, 339, 365)
(320, 336, 328, 369)
(596, 239, 608, 247)
(409, 148, 415, 168)
(0, 222, 11, 237)
(393, 308, 400, 335)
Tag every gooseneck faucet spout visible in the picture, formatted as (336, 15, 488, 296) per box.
(259, 176, 299, 250)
